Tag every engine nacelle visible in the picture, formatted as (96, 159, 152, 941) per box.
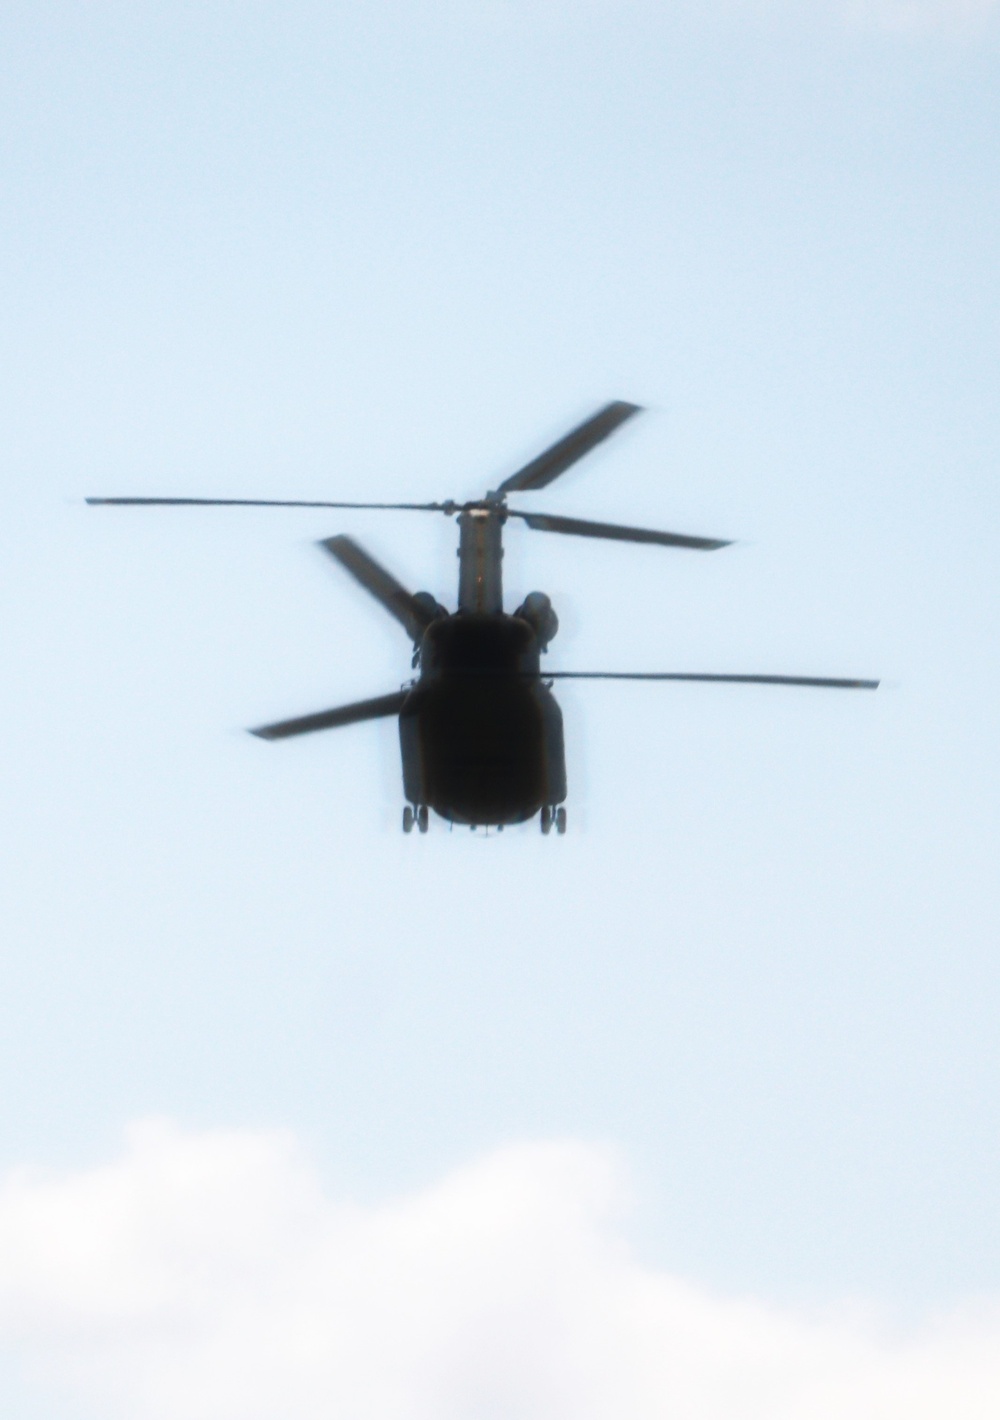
(412, 591, 449, 623)
(514, 591, 558, 651)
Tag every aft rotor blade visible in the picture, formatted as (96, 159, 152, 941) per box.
(320, 534, 438, 642)
(509, 510, 730, 551)
(496, 401, 642, 494)
(86, 497, 447, 510)
(250, 690, 407, 740)
(546, 673, 879, 689)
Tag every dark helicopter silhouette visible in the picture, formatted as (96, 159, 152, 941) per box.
(88, 401, 877, 833)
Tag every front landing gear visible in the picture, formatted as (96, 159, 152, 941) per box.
(403, 805, 429, 834)
(540, 806, 567, 835)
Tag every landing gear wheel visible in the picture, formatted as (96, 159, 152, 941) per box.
(402, 806, 415, 834)
(555, 806, 567, 835)
(540, 806, 553, 835)
(417, 805, 429, 834)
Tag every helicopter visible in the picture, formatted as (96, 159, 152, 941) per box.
(88, 400, 878, 834)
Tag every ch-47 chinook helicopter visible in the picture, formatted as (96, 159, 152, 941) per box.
(89, 401, 878, 834)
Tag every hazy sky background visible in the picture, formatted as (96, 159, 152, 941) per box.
(1, 1, 1000, 1414)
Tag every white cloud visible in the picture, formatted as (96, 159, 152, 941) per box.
(444, 0, 1000, 36)
(836, 0, 999, 32)
(497, 0, 1000, 28)
(0, 1120, 999, 1419)
(718, 0, 1000, 34)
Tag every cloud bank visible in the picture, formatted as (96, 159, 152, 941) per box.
(719, 0, 1000, 33)
(834, 0, 998, 31)
(0, 1121, 999, 1419)
(471, 0, 1000, 33)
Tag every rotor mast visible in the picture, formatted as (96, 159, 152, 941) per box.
(457, 501, 505, 613)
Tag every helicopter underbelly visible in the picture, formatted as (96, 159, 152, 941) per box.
(399, 677, 566, 825)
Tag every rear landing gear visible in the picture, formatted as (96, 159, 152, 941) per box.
(555, 806, 567, 834)
(417, 805, 429, 833)
(403, 806, 414, 833)
(403, 805, 429, 834)
(540, 805, 566, 834)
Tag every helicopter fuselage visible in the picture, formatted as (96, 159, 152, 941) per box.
(87, 399, 878, 834)
(399, 612, 566, 826)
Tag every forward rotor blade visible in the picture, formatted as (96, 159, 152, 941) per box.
(546, 672, 879, 689)
(497, 401, 642, 494)
(320, 534, 438, 642)
(250, 690, 407, 740)
(86, 497, 447, 510)
(509, 510, 730, 551)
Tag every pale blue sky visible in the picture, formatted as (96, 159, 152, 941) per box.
(1, 2, 999, 1411)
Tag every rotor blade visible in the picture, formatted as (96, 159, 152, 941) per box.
(509, 509, 730, 551)
(86, 497, 447, 510)
(545, 672, 879, 689)
(250, 690, 407, 740)
(496, 401, 643, 494)
(319, 534, 438, 642)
